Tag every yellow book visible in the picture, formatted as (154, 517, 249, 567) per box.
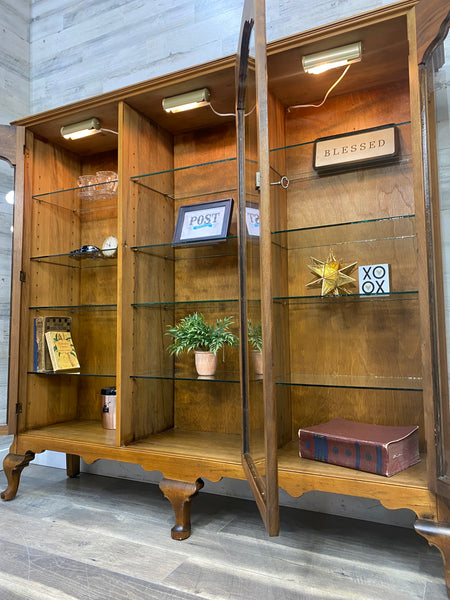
(44, 331, 80, 372)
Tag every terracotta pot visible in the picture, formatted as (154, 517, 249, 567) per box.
(252, 349, 263, 375)
(194, 351, 217, 376)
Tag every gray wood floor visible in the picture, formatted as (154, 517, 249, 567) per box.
(0, 464, 447, 600)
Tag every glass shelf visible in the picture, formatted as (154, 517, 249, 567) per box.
(29, 304, 117, 311)
(132, 298, 239, 309)
(131, 369, 242, 383)
(271, 214, 416, 251)
(28, 370, 116, 378)
(274, 290, 418, 305)
(131, 236, 238, 260)
(30, 251, 117, 268)
(131, 157, 237, 202)
(33, 183, 118, 215)
(276, 372, 422, 391)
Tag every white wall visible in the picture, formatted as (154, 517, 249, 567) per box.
(0, 0, 30, 122)
(29, 0, 392, 114)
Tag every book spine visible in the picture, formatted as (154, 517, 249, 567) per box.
(33, 317, 47, 372)
(33, 318, 38, 372)
(299, 432, 387, 475)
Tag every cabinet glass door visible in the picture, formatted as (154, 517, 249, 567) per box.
(236, 0, 279, 535)
(0, 125, 20, 435)
(421, 13, 450, 494)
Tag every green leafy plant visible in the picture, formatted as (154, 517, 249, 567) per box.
(248, 319, 262, 352)
(166, 313, 239, 356)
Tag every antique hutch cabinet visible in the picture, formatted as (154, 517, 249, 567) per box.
(3, 0, 450, 593)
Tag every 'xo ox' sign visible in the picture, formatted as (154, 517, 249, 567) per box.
(358, 264, 390, 295)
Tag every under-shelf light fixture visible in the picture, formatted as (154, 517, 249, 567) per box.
(60, 117, 101, 140)
(302, 42, 362, 74)
(162, 88, 211, 113)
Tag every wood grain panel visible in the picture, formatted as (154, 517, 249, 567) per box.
(119, 102, 174, 444)
(290, 387, 425, 447)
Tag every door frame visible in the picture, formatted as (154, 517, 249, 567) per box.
(0, 124, 25, 436)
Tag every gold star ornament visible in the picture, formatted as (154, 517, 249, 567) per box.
(306, 250, 357, 296)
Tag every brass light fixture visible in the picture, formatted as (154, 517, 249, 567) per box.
(302, 42, 362, 74)
(60, 118, 101, 140)
(162, 88, 211, 113)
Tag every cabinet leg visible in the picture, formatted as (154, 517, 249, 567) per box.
(415, 519, 450, 597)
(159, 477, 204, 540)
(1, 452, 35, 501)
(66, 454, 80, 478)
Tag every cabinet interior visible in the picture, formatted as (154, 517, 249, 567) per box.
(19, 12, 428, 488)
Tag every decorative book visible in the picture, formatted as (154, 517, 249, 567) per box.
(298, 418, 420, 477)
(33, 316, 72, 372)
(44, 331, 80, 372)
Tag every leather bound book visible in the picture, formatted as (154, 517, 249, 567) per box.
(298, 418, 420, 477)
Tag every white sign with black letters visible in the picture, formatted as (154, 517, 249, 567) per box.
(359, 264, 390, 295)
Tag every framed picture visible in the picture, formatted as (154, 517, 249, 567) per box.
(173, 198, 233, 245)
(313, 124, 398, 173)
(245, 202, 260, 238)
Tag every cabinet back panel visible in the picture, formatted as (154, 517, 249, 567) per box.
(78, 376, 116, 422)
(174, 123, 236, 168)
(174, 378, 252, 434)
(285, 82, 410, 148)
(24, 374, 78, 429)
(284, 85, 413, 229)
(289, 387, 425, 450)
(287, 299, 421, 378)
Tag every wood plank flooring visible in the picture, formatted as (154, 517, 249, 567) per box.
(0, 464, 447, 599)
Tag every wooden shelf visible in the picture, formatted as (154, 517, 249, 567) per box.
(21, 420, 116, 446)
(127, 429, 243, 463)
(278, 440, 427, 488)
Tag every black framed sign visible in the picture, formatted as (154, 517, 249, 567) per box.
(173, 198, 233, 244)
(313, 124, 398, 173)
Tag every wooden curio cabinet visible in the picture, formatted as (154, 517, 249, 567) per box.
(3, 0, 450, 593)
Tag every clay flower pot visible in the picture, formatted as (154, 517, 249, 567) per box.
(194, 351, 217, 376)
(252, 349, 263, 375)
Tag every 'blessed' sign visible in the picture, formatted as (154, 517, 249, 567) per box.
(313, 125, 398, 172)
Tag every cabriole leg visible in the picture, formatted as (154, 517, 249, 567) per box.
(415, 519, 450, 597)
(1, 452, 35, 501)
(159, 477, 204, 540)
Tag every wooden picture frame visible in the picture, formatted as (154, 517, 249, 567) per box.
(313, 124, 398, 173)
(173, 198, 233, 245)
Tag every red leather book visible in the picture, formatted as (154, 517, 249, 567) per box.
(298, 418, 420, 477)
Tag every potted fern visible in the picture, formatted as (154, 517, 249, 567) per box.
(248, 319, 263, 374)
(166, 312, 239, 376)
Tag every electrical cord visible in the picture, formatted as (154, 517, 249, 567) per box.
(287, 65, 351, 112)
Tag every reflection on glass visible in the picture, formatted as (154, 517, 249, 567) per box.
(432, 26, 450, 475)
(237, 12, 266, 478)
(0, 159, 14, 425)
